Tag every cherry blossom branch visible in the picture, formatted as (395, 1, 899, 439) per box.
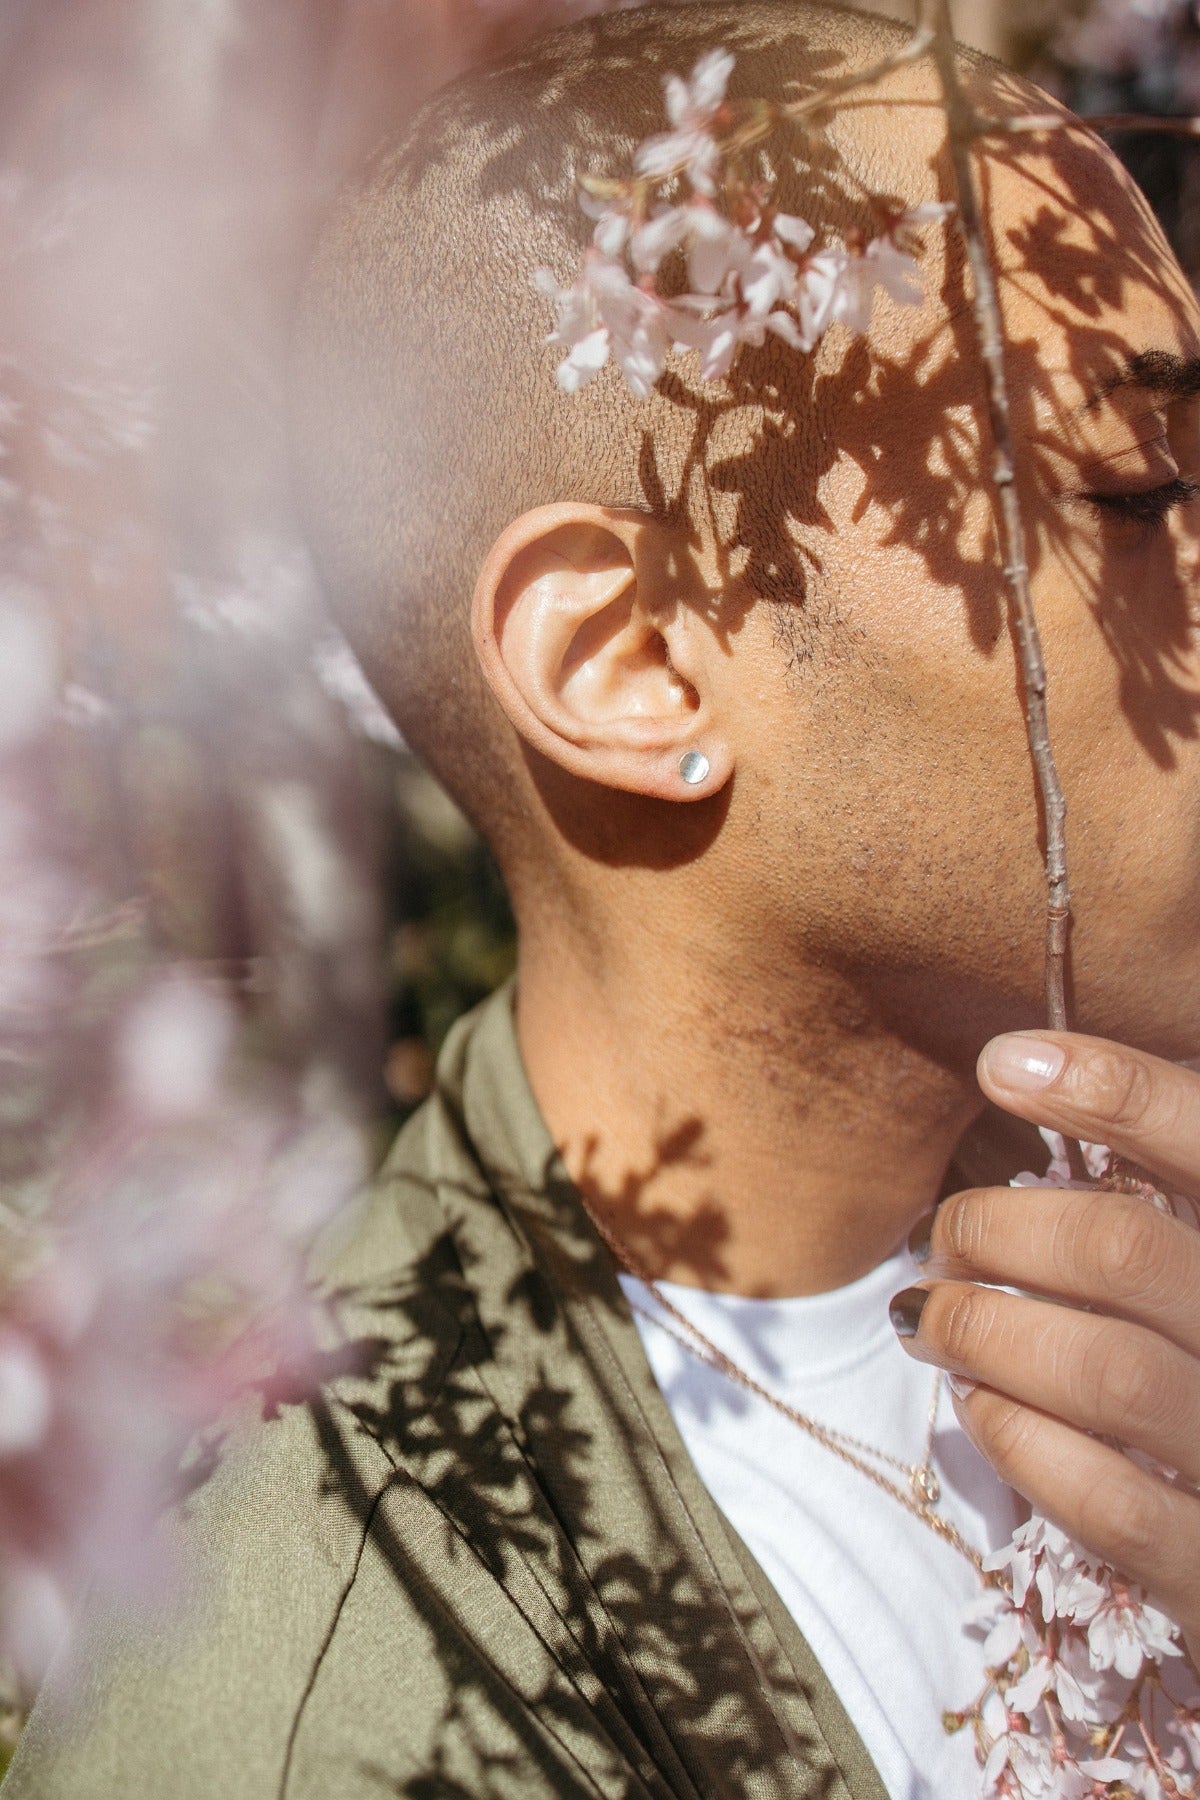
(923, 0, 1072, 1031)
(543, 17, 1078, 1032)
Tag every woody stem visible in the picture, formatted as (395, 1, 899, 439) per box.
(923, 0, 1072, 1031)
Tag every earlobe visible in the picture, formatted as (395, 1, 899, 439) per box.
(471, 503, 731, 801)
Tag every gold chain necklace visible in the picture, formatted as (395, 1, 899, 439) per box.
(583, 1200, 986, 1575)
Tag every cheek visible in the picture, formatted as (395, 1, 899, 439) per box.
(738, 599, 1048, 979)
(779, 535, 1045, 872)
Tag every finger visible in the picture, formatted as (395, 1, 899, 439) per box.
(891, 1278, 1200, 1486)
(912, 1185, 1200, 1359)
(978, 1031, 1200, 1196)
(949, 1381, 1200, 1640)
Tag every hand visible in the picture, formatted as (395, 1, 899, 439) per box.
(892, 1030, 1200, 1668)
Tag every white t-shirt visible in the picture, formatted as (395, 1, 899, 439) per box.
(618, 1248, 1020, 1800)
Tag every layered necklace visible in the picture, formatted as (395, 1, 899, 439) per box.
(581, 1197, 986, 1575)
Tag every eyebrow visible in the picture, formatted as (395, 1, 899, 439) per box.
(1083, 349, 1200, 412)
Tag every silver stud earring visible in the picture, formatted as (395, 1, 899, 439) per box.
(679, 750, 710, 787)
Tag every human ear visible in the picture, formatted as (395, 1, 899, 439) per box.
(471, 503, 731, 800)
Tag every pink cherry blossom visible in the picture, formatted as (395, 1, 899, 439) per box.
(579, 187, 634, 261)
(1077, 1755, 1140, 1788)
(0, 602, 56, 751)
(1125, 1765, 1170, 1800)
(543, 59, 952, 398)
(662, 209, 819, 379)
(826, 234, 923, 334)
(0, 1076, 366, 1689)
(0, 1332, 52, 1457)
(1003, 1631, 1093, 1726)
(966, 1585, 1026, 1668)
(1085, 1587, 1182, 1680)
(888, 199, 957, 243)
(1047, 1564, 1108, 1631)
(632, 200, 741, 290)
(794, 247, 848, 346)
(983, 1513, 1075, 1607)
(634, 48, 734, 196)
(982, 1718, 1092, 1800)
(537, 225, 673, 396)
(1174, 1711, 1200, 1769)
(741, 215, 816, 314)
(794, 205, 953, 339)
(973, 1480, 1198, 1797)
(311, 633, 404, 751)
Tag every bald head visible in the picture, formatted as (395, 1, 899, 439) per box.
(291, 1, 1018, 864)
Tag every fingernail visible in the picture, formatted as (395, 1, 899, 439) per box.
(981, 1035, 1066, 1092)
(947, 1374, 976, 1400)
(907, 1211, 935, 1264)
(889, 1287, 929, 1339)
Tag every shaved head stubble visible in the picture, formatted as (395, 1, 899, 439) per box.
(289, 0, 1019, 878)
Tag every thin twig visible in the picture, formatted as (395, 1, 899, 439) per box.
(1070, 111, 1200, 138)
(923, 0, 1071, 1030)
(711, 28, 936, 163)
(976, 109, 1080, 137)
(981, 109, 1200, 139)
(777, 26, 935, 124)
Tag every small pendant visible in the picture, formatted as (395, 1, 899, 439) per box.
(912, 1466, 940, 1507)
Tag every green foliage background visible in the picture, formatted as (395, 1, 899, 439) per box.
(381, 757, 517, 1121)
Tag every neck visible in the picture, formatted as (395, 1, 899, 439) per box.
(515, 914, 981, 1298)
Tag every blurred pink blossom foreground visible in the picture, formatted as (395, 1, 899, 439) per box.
(0, 590, 371, 1693)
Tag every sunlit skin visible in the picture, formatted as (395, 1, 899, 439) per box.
(471, 98, 1200, 1656)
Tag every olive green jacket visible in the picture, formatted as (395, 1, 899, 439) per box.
(4, 986, 887, 1800)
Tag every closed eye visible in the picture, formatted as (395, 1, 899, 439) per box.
(1083, 475, 1200, 537)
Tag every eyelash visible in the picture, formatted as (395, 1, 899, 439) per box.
(1084, 475, 1200, 536)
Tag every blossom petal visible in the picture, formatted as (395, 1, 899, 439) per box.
(1005, 1655, 1052, 1717)
(557, 328, 610, 391)
(689, 48, 735, 113)
(0, 1336, 52, 1455)
(764, 310, 805, 349)
(633, 207, 689, 274)
(663, 71, 691, 129)
(593, 210, 629, 261)
(773, 211, 815, 253)
(688, 211, 739, 293)
(982, 1605, 1023, 1666)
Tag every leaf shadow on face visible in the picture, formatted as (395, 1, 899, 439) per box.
(981, 142, 1200, 772)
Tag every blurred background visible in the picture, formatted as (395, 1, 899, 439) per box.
(2, 0, 1200, 1767)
